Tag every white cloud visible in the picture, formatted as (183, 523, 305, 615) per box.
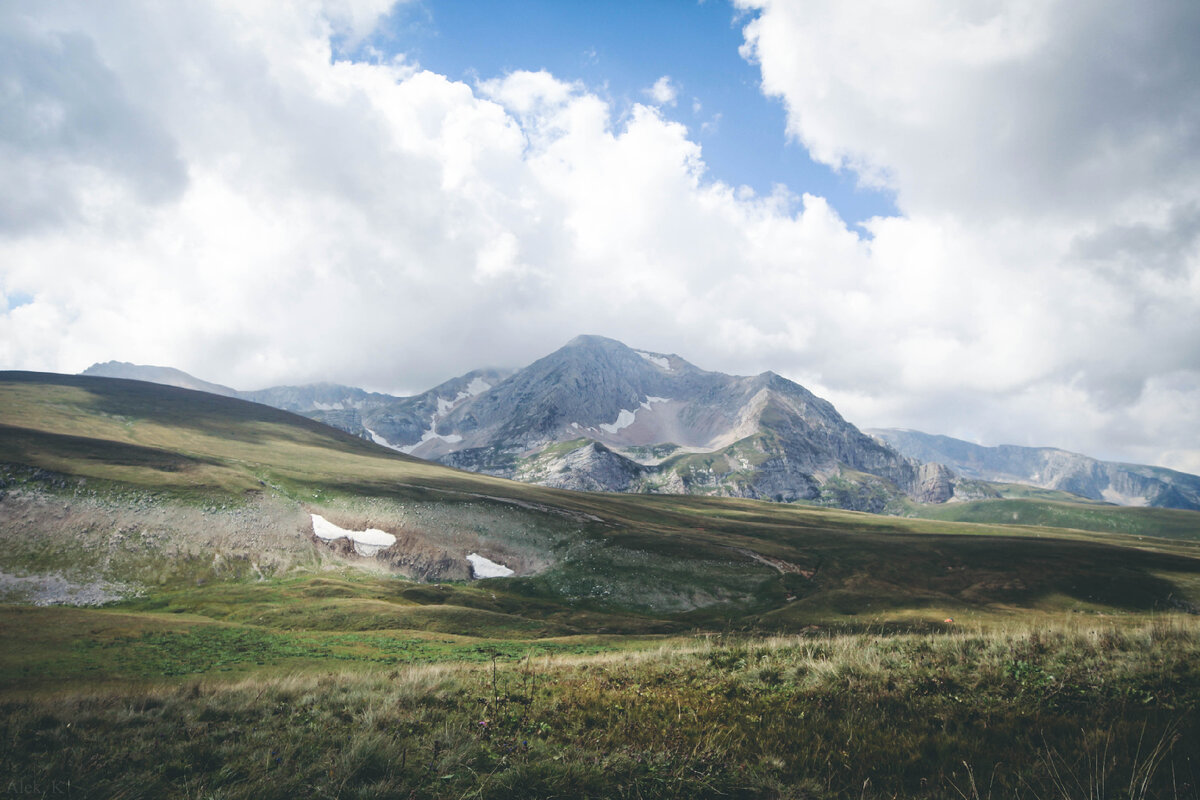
(738, 0, 1200, 223)
(733, 0, 1200, 469)
(0, 0, 1196, 474)
(645, 75, 678, 106)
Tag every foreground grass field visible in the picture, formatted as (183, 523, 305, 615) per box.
(3, 619, 1198, 799)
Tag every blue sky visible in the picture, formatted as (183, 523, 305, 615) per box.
(356, 0, 897, 227)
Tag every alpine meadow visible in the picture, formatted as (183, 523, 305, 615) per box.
(3, 1, 1200, 799)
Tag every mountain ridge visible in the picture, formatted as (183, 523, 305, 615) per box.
(871, 427, 1200, 512)
(80, 337, 1197, 513)
(81, 360, 240, 398)
(84, 339, 951, 510)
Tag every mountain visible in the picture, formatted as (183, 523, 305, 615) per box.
(424, 335, 953, 511)
(83, 336, 954, 512)
(82, 362, 513, 456)
(5, 370, 1199, 626)
(239, 368, 511, 450)
(871, 428, 1200, 511)
(82, 360, 239, 397)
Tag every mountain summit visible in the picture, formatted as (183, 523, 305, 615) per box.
(81, 361, 239, 398)
(84, 335, 953, 511)
(402, 335, 951, 510)
(83, 336, 955, 510)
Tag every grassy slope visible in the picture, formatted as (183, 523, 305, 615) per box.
(4, 373, 1200, 797)
(3, 370, 1200, 629)
(907, 495, 1200, 540)
(3, 622, 1199, 799)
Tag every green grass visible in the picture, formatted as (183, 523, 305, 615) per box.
(909, 497, 1200, 540)
(0, 601, 627, 689)
(527, 437, 593, 459)
(2, 620, 1198, 798)
(6, 373, 1200, 796)
(4, 374, 1200, 646)
(958, 479, 1111, 503)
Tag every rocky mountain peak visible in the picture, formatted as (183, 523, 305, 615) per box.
(564, 333, 623, 349)
(77, 338, 971, 511)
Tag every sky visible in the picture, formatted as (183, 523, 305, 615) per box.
(1, 0, 1198, 474)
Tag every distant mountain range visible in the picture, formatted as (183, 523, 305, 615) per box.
(870, 428, 1200, 511)
(83, 335, 1200, 512)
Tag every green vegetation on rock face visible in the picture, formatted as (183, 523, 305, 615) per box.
(619, 442, 681, 461)
(815, 470, 907, 514)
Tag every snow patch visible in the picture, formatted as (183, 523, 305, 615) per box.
(400, 382, 489, 453)
(1101, 488, 1150, 507)
(312, 401, 345, 411)
(365, 427, 405, 452)
(311, 513, 397, 557)
(599, 396, 670, 434)
(400, 403, 466, 453)
(467, 553, 514, 578)
(599, 408, 638, 434)
(635, 351, 672, 371)
(400, 423, 463, 453)
(466, 377, 492, 396)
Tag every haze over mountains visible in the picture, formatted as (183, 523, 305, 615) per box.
(871, 428, 1200, 512)
(83, 335, 1200, 513)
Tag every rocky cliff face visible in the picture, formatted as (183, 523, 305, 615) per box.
(515, 440, 648, 493)
(870, 428, 1200, 511)
(392, 336, 951, 509)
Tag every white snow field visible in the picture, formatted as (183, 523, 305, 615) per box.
(466, 553, 514, 578)
(310, 513, 397, 557)
(598, 396, 669, 434)
(364, 427, 404, 451)
(399, 380, 491, 455)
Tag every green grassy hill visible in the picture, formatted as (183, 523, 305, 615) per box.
(905, 495, 1200, 540)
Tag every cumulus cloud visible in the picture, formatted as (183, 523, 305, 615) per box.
(738, 0, 1200, 223)
(645, 75, 678, 106)
(0, 12, 187, 233)
(736, 0, 1200, 470)
(0, 0, 1196, 473)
